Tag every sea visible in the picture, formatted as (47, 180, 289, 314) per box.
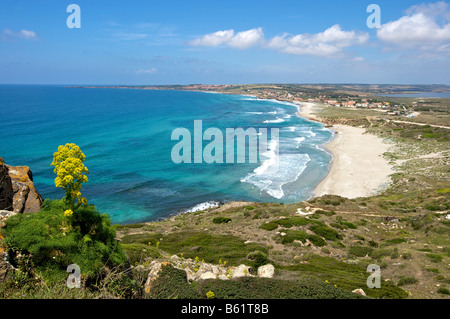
(0, 85, 333, 224)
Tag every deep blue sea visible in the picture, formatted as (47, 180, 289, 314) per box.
(0, 85, 333, 224)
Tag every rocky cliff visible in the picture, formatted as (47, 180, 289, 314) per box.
(0, 158, 13, 211)
(0, 157, 43, 215)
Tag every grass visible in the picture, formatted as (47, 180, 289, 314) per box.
(158, 231, 269, 266)
(397, 277, 419, 286)
(384, 238, 408, 245)
(196, 276, 364, 299)
(437, 287, 450, 295)
(121, 243, 161, 265)
(259, 221, 278, 231)
(212, 217, 232, 224)
(426, 253, 443, 263)
(281, 255, 408, 299)
(280, 230, 308, 244)
(348, 246, 374, 258)
(1, 200, 127, 285)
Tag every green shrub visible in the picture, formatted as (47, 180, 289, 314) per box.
(331, 201, 341, 206)
(316, 210, 336, 216)
(426, 253, 443, 263)
(401, 252, 412, 260)
(158, 231, 268, 266)
(307, 235, 327, 247)
(368, 240, 379, 248)
(1, 200, 127, 284)
(437, 287, 450, 295)
(273, 218, 294, 228)
(348, 246, 374, 257)
(281, 255, 408, 299)
(385, 238, 407, 245)
(370, 249, 391, 260)
(342, 222, 357, 229)
(212, 217, 232, 224)
(246, 250, 270, 268)
(309, 225, 342, 241)
(121, 244, 161, 265)
(422, 133, 441, 139)
(425, 268, 440, 274)
(330, 223, 345, 230)
(397, 277, 418, 286)
(272, 216, 314, 229)
(390, 249, 399, 259)
(196, 276, 363, 299)
(280, 230, 308, 244)
(147, 264, 199, 299)
(289, 216, 313, 226)
(259, 222, 278, 231)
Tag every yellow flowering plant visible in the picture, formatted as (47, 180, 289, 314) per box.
(51, 143, 89, 211)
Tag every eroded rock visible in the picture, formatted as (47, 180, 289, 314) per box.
(0, 159, 13, 211)
(6, 164, 43, 214)
(257, 264, 275, 278)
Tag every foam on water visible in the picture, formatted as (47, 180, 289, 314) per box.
(242, 152, 311, 199)
(264, 118, 285, 124)
(241, 137, 311, 199)
(183, 201, 223, 213)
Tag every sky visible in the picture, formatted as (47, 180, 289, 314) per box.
(1, 0, 450, 85)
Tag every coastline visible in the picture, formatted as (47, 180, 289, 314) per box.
(73, 86, 395, 206)
(297, 102, 394, 199)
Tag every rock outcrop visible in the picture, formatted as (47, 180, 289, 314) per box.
(352, 288, 367, 296)
(142, 256, 275, 295)
(0, 158, 13, 211)
(0, 158, 43, 214)
(257, 264, 275, 278)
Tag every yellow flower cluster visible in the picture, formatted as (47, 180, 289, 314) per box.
(64, 209, 74, 217)
(51, 143, 89, 210)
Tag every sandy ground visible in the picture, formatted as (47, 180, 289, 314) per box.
(297, 102, 394, 199)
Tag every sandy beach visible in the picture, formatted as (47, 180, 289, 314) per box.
(297, 102, 394, 199)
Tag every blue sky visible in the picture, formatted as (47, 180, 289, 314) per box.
(1, 0, 449, 85)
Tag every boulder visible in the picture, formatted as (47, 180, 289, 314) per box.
(144, 261, 168, 294)
(352, 288, 367, 296)
(0, 210, 17, 228)
(185, 266, 196, 281)
(231, 264, 254, 278)
(6, 164, 43, 214)
(199, 271, 217, 280)
(0, 159, 13, 211)
(0, 253, 14, 284)
(257, 264, 275, 278)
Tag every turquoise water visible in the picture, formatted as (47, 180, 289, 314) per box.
(0, 85, 333, 224)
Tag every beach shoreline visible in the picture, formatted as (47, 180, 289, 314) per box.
(297, 102, 394, 199)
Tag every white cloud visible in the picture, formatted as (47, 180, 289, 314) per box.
(189, 29, 234, 47)
(189, 28, 263, 49)
(377, 1, 450, 47)
(136, 68, 157, 75)
(227, 28, 265, 49)
(189, 25, 367, 57)
(2, 28, 37, 40)
(267, 24, 368, 56)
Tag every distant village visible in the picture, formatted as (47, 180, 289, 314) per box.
(180, 84, 419, 118)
